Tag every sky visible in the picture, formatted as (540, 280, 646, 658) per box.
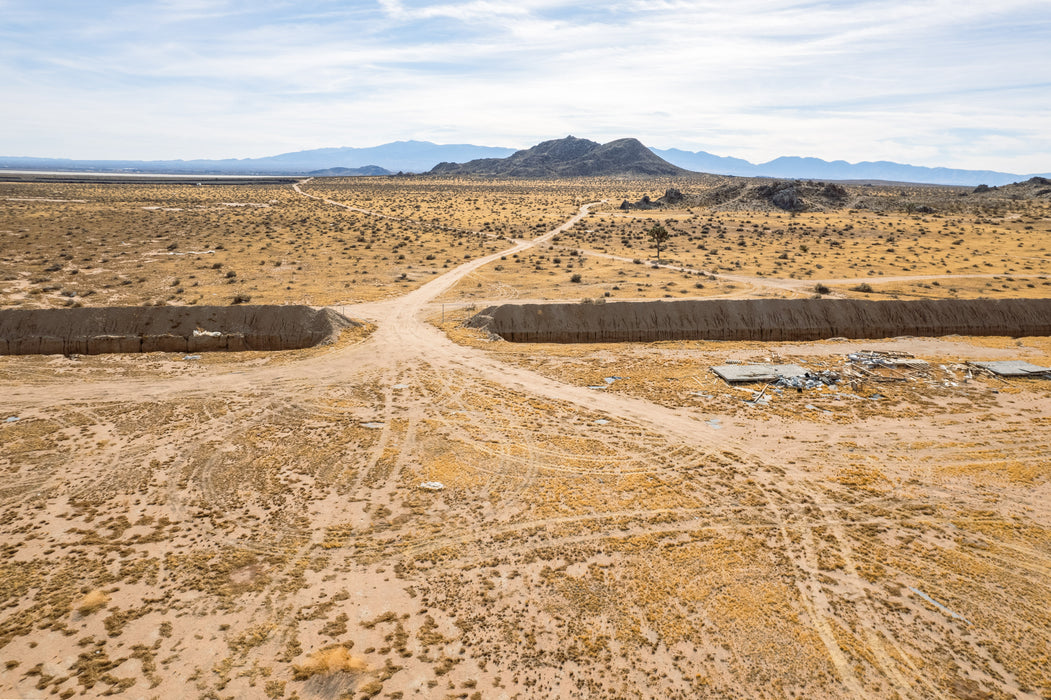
(2, 0, 1050, 172)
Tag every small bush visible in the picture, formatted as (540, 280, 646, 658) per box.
(231, 294, 251, 305)
(814, 283, 831, 295)
(292, 646, 367, 680)
(570, 273, 582, 283)
(76, 590, 110, 616)
(850, 282, 874, 293)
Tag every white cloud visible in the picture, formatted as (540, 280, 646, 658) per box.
(1, 0, 1049, 171)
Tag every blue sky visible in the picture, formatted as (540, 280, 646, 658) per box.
(2, 0, 1049, 172)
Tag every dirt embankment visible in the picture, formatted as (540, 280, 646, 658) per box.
(468, 298, 1051, 343)
(0, 305, 354, 355)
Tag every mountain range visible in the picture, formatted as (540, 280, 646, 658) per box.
(2, 139, 1046, 186)
(0, 141, 515, 178)
(648, 148, 1040, 187)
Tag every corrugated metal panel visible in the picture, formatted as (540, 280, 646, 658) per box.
(970, 360, 1051, 376)
(711, 364, 808, 383)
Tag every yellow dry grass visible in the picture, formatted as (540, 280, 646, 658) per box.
(292, 645, 368, 680)
(1, 175, 1049, 699)
(75, 589, 110, 615)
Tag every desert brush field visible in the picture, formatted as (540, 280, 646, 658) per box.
(1, 175, 1050, 699)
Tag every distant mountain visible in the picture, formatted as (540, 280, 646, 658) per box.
(254, 141, 516, 173)
(0, 141, 515, 176)
(307, 165, 392, 176)
(430, 136, 690, 178)
(649, 148, 757, 177)
(2, 139, 1045, 185)
(649, 147, 1044, 187)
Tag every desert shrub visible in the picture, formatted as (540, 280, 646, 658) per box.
(851, 282, 874, 293)
(292, 646, 367, 680)
(76, 590, 110, 616)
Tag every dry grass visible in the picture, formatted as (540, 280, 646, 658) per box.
(74, 589, 110, 616)
(0, 175, 1049, 699)
(291, 645, 368, 680)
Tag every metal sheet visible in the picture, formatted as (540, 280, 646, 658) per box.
(711, 363, 808, 383)
(970, 360, 1051, 377)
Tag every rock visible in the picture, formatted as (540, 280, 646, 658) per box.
(821, 183, 847, 199)
(771, 187, 804, 211)
(663, 188, 684, 203)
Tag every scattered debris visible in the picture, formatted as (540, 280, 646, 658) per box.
(361, 422, 384, 429)
(968, 360, 1051, 378)
(419, 481, 445, 491)
(805, 404, 833, 414)
(593, 419, 609, 425)
(604, 376, 625, 384)
(909, 587, 971, 624)
(843, 352, 919, 383)
(705, 418, 723, 430)
(182, 354, 202, 360)
(746, 384, 771, 405)
(848, 350, 929, 370)
(776, 370, 840, 390)
(193, 329, 222, 338)
(4, 416, 18, 423)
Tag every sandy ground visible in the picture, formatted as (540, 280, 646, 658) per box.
(1, 182, 1049, 699)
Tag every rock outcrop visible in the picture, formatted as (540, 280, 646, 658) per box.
(619, 188, 685, 210)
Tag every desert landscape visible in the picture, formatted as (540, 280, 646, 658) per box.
(2, 172, 1050, 700)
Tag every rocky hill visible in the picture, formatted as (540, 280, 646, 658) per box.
(429, 136, 691, 178)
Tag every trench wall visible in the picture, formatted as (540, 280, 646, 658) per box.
(468, 298, 1051, 343)
(0, 305, 354, 355)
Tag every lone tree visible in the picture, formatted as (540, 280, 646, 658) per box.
(647, 224, 670, 261)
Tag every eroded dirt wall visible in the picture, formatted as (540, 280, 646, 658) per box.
(469, 298, 1051, 343)
(0, 305, 353, 355)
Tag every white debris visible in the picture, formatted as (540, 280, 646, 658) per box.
(419, 481, 445, 491)
(193, 329, 222, 337)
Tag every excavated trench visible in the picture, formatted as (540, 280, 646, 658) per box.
(0, 305, 354, 355)
(468, 298, 1051, 343)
